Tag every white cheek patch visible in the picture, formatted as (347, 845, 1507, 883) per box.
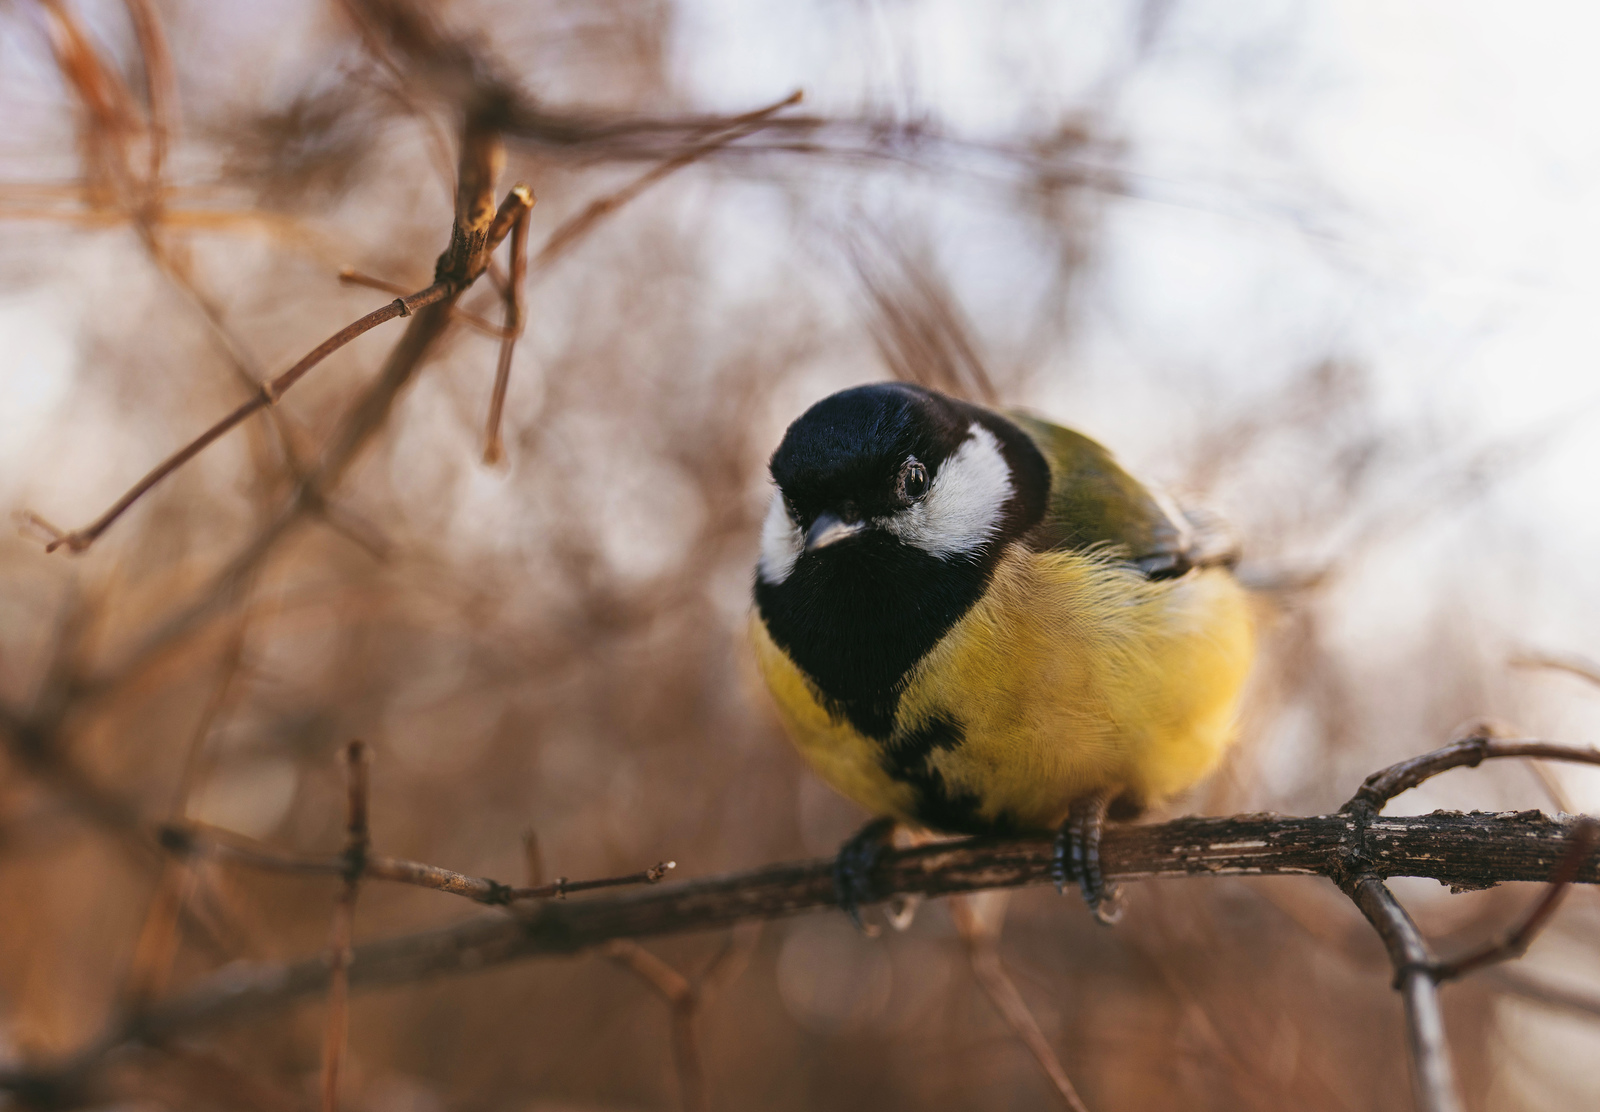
(881, 423, 1013, 557)
(757, 490, 803, 584)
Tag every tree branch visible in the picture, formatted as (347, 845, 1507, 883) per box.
(1, 804, 1587, 1094)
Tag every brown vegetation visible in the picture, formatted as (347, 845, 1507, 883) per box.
(3, 2, 1599, 1110)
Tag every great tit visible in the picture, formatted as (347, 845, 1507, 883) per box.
(751, 382, 1254, 923)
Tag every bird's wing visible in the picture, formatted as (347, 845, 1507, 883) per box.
(1007, 412, 1237, 579)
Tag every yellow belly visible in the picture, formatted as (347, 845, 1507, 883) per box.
(751, 546, 1255, 833)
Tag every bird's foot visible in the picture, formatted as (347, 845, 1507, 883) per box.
(834, 816, 898, 934)
(1052, 794, 1124, 926)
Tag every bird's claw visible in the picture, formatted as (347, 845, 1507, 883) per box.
(1053, 795, 1123, 926)
(834, 816, 897, 933)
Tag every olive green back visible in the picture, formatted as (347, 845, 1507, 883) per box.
(1008, 412, 1198, 576)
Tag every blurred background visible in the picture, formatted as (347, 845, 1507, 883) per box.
(4, 1, 1600, 1108)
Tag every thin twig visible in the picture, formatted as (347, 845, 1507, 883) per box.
(29, 283, 451, 553)
(1484, 966, 1600, 1022)
(1341, 877, 1463, 1112)
(119, 0, 175, 196)
(1343, 735, 1600, 815)
(949, 893, 1091, 1112)
(121, 612, 261, 1009)
(340, 267, 515, 338)
(1512, 649, 1600, 691)
(528, 90, 803, 273)
(482, 186, 534, 463)
(158, 818, 674, 907)
(321, 741, 370, 1112)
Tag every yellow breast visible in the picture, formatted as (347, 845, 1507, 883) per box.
(751, 546, 1254, 833)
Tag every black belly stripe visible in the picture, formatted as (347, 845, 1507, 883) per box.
(882, 713, 1017, 836)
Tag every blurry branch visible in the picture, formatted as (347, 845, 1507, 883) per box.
(10, 737, 1600, 1104)
(320, 742, 369, 1112)
(603, 943, 705, 1112)
(24, 281, 453, 554)
(38, 0, 316, 496)
(527, 90, 804, 270)
(949, 893, 1091, 1112)
(22, 82, 804, 555)
(337, 0, 1118, 196)
(120, 0, 175, 189)
(853, 232, 1001, 406)
(482, 183, 531, 463)
(121, 614, 253, 1009)
(1512, 649, 1600, 691)
(601, 928, 757, 1112)
(1485, 966, 1600, 1022)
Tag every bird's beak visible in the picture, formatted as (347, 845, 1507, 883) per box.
(804, 511, 865, 553)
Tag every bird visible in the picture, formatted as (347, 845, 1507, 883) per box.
(750, 382, 1255, 924)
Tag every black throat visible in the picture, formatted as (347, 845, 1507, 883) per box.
(754, 536, 998, 738)
(754, 389, 1050, 740)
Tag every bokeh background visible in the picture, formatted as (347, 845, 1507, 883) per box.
(4, 1, 1600, 1109)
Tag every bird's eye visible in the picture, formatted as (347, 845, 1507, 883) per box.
(899, 458, 929, 502)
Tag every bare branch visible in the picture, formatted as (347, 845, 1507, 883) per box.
(1341, 878, 1463, 1112)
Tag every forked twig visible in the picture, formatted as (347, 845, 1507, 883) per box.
(1338, 738, 1600, 1112)
(604, 941, 707, 1112)
(600, 930, 754, 1112)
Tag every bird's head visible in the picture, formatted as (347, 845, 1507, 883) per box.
(757, 382, 1048, 586)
